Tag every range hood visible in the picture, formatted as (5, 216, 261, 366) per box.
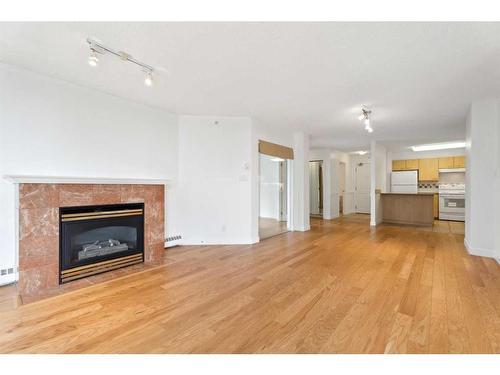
(439, 168, 465, 173)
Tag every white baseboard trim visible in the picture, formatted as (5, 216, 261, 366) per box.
(464, 238, 497, 259)
(180, 237, 258, 245)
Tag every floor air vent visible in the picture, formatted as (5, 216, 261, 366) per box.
(165, 235, 182, 248)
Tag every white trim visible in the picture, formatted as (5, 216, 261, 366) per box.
(3, 175, 171, 185)
(181, 236, 259, 245)
(464, 238, 497, 258)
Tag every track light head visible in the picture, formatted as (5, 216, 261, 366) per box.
(364, 118, 370, 129)
(144, 71, 154, 87)
(88, 49, 99, 67)
(359, 107, 374, 133)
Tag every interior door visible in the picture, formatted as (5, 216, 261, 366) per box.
(309, 161, 322, 215)
(355, 162, 370, 214)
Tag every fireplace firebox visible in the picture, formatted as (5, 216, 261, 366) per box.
(59, 203, 144, 283)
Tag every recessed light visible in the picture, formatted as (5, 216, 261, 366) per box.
(411, 142, 466, 152)
(351, 150, 368, 155)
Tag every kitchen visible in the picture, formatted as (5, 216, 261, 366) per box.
(381, 154, 465, 227)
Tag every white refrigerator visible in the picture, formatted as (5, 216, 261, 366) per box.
(391, 170, 418, 194)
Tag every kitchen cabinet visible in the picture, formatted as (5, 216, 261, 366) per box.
(392, 155, 465, 172)
(392, 160, 406, 171)
(438, 157, 454, 169)
(405, 159, 419, 170)
(453, 156, 465, 168)
(418, 158, 439, 181)
(433, 194, 439, 219)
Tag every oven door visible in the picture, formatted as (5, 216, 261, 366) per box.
(439, 194, 465, 213)
(439, 194, 465, 221)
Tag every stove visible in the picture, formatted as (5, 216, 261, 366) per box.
(438, 183, 465, 221)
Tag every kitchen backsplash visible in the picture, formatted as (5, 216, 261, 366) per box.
(419, 182, 439, 189)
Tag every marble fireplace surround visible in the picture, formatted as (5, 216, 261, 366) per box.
(6, 176, 168, 296)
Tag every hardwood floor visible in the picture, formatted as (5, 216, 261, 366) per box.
(0, 215, 498, 353)
(259, 217, 288, 240)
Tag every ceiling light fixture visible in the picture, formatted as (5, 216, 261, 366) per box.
(86, 38, 156, 86)
(359, 107, 373, 133)
(411, 141, 466, 152)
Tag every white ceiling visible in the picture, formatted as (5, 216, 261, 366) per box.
(1, 22, 500, 151)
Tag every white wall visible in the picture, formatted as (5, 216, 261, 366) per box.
(465, 100, 499, 259)
(171, 115, 254, 244)
(0, 64, 178, 273)
(259, 154, 280, 220)
(309, 149, 332, 219)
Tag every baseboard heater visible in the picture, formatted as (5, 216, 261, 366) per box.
(165, 235, 182, 248)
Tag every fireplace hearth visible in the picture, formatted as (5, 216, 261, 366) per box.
(59, 203, 144, 283)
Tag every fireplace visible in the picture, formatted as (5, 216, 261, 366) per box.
(59, 203, 144, 283)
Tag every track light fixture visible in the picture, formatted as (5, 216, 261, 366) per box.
(359, 107, 373, 133)
(87, 38, 155, 87)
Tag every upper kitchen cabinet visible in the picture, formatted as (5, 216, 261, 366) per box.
(438, 157, 454, 169)
(392, 160, 406, 171)
(453, 156, 465, 168)
(405, 159, 419, 170)
(418, 158, 439, 181)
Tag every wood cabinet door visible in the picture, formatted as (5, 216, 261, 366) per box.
(433, 194, 439, 218)
(418, 158, 439, 181)
(453, 156, 465, 168)
(438, 157, 454, 169)
(392, 160, 406, 171)
(405, 159, 419, 170)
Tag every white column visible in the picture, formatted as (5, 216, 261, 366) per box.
(292, 131, 310, 231)
(370, 140, 377, 226)
(465, 100, 499, 259)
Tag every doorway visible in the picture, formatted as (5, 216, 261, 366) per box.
(339, 162, 346, 215)
(259, 153, 289, 240)
(309, 160, 323, 218)
(354, 162, 370, 214)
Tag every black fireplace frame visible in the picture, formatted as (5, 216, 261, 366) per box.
(59, 202, 145, 284)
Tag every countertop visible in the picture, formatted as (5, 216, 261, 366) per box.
(381, 192, 434, 196)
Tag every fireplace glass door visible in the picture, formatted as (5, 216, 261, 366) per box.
(59, 203, 144, 283)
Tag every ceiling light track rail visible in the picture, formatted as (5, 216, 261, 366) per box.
(86, 37, 155, 86)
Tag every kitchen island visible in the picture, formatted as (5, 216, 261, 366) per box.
(380, 193, 434, 227)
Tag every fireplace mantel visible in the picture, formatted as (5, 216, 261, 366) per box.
(3, 175, 171, 185)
